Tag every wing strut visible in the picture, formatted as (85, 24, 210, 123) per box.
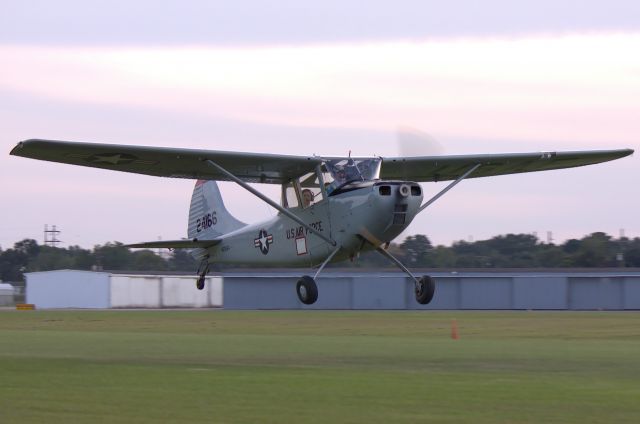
(418, 163, 481, 213)
(203, 159, 337, 247)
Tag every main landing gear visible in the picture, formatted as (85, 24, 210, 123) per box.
(374, 243, 436, 305)
(415, 275, 436, 305)
(296, 276, 318, 305)
(295, 244, 436, 306)
(295, 246, 341, 305)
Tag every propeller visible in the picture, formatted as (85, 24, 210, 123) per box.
(396, 126, 444, 157)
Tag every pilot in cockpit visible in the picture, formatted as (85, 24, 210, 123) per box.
(302, 189, 314, 207)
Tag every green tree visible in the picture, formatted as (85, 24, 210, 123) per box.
(571, 232, 614, 267)
(27, 245, 96, 272)
(93, 242, 133, 270)
(400, 235, 433, 266)
(168, 250, 198, 272)
(131, 250, 168, 271)
(624, 239, 640, 267)
(0, 239, 40, 281)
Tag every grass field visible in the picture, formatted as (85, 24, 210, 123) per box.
(1, 310, 639, 423)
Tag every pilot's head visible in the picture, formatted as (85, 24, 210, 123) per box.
(302, 189, 314, 206)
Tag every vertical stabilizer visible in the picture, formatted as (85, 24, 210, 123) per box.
(188, 180, 246, 239)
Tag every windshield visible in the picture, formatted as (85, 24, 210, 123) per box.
(325, 158, 381, 193)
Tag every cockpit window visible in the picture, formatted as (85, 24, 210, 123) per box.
(325, 158, 381, 194)
(299, 171, 323, 207)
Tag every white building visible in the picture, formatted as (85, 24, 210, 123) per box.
(25, 270, 222, 309)
(0, 282, 15, 306)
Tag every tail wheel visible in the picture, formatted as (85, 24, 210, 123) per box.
(196, 259, 209, 291)
(296, 276, 318, 305)
(415, 275, 435, 305)
(196, 276, 205, 290)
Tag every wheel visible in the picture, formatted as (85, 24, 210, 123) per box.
(296, 275, 318, 305)
(196, 276, 205, 290)
(415, 275, 435, 304)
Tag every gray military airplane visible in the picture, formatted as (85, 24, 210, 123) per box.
(10, 139, 633, 305)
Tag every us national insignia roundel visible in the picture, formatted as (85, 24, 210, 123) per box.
(254, 229, 273, 255)
(85, 153, 139, 165)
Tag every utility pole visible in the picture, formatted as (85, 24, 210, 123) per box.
(44, 224, 61, 247)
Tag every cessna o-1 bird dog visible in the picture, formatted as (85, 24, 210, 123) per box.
(11, 139, 633, 305)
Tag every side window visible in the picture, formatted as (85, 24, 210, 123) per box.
(281, 172, 325, 209)
(301, 188, 315, 208)
(299, 171, 324, 208)
(282, 182, 300, 209)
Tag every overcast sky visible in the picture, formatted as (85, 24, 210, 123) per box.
(1, 1, 639, 250)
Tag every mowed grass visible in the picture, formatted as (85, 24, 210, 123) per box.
(1, 310, 640, 423)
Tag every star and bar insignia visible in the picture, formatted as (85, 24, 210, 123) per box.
(254, 229, 274, 255)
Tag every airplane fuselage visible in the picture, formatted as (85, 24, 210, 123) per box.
(205, 181, 423, 267)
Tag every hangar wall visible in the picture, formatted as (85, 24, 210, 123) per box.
(26, 270, 222, 309)
(25, 269, 640, 310)
(222, 270, 640, 310)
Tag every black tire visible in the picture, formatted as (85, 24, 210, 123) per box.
(296, 276, 318, 305)
(415, 275, 435, 305)
(196, 276, 205, 290)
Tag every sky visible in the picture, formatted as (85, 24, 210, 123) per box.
(1, 1, 639, 250)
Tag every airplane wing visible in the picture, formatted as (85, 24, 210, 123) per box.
(10, 139, 322, 184)
(11, 139, 632, 184)
(125, 239, 221, 249)
(380, 149, 633, 182)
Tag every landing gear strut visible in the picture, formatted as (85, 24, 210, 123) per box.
(373, 242, 436, 305)
(295, 245, 341, 305)
(196, 258, 209, 290)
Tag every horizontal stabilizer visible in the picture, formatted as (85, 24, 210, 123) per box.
(125, 239, 220, 249)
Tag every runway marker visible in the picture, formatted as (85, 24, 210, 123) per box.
(451, 319, 459, 340)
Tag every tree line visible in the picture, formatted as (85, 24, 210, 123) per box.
(0, 240, 198, 282)
(2, 232, 639, 282)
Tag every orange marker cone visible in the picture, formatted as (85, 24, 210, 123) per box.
(451, 319, 459, 340)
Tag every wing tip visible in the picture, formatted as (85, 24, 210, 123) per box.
(10, 139, 45, 156)
(9, 140, 31, 156)
(9, 142, 23, 156)
(611, 148, 634, 160)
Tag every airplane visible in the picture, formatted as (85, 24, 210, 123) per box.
(10, 139, 633, 305)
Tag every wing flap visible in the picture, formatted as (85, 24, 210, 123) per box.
(10, 139, 322, 184)
(380, 149, 633, 182)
